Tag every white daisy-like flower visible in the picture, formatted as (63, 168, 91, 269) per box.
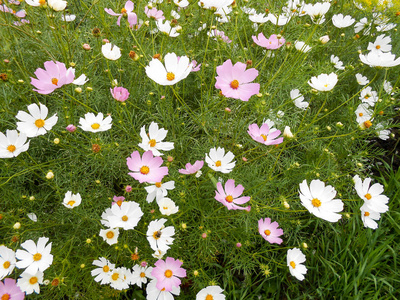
(199, 0, 233, 10)
(332, 14, 355, 28)
(106, 201, 143, 230)
(196, 285, 226, 300)
(91, 257, 115, 285)
(205, 147, 235, 174)
(294, 40, 312, 53)
(299, 179, 344, 222)
(99, 228, 119, 245)
(156, 19, 180, 37)
(108, 267, 131, 290)
(359, 86, 378, 106)
(355, 73, 369, 85)
(353, 175, 389, 213)
(376, 123, 390, 140)
(304, 2, 330, 24)
(359, 51, 400, 68)
(145, 53, 192, 85)
(0, 130, 30, 158)
(383, 80, 394, 95)
(268, 13, 291, 26)
(146, 218, 175, 252)
(62, 191, 82, 208)
(48, 0, 66, 11)
(0, 246, 16, 280)
(146, 278, 180, 299)
(173, 0, 189, 8)
(308, 72, 338, 92)
(78, 112, 112, 133)
(144, 180, 175, 203)
(17, 271, 43, 295)
(360, 203, 381, 230)
(355, 103, 373, 127)
(354, 17, 370, 34)
(15, 237, 53, 275)
(101, 43, 121, 60)
(367, 34, 392, 53)
(158, 197, 179, 216)
(287, 248, 307, 281)
(290, 89, 308, 109)
(131, 264, 153, 288)
(249, 12, 269, 23)
(25, 0, 45, 6)
(16, 103, 58, 138)
(138, 122, 174, 156)
(330, 55, 345, 70)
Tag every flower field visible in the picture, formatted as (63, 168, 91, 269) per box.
(0, 0, 399, 299)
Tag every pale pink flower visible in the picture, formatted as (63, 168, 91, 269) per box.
(252, 33, 285, 49)
(208, 29, 232, 43)
(215, 59, 260, 102)
(127, 151, 168, 183)
(191, 60, 201, 72)
(104, 1, 137, 28)
(215, 179, 251, 211)
(30, 61, 75, 94)
(258, 218, 283, 244)
(110, 86, 129, 102)
(178, 160, 204, 175)
(112, 196, 125, 206)
(0, 278, 24, 300)
(145, 6, 165, 20)
(66, 124, 76, 132)
(247, 123, 283, 145)
(151, 257, 186, 292)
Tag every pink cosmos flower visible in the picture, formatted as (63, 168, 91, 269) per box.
(127, 151, 168, 183)
(258, 218, 284, 244)
(252, 33, 285, 49)
(178, 160, 204, 175)
(215, 179, 251, 211)
(66, 124, 76, 132)
(30, 61, 75, 94)
(110, 86, 130, 102)
(105, 1, 137, 28)
(191, 60, 201, 72)
(208, 29, 232, 43)
(151, 257, 186, 292)
(215, 59, 260, 102)
(0, 278, 25, 300)
(247, 123, 283, 145)
(112, 196, 125, 206)
(145, 6, 165, 20)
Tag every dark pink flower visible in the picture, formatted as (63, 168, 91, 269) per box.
(66, 124, 76, 132)
(127, 151, 168, 183)
(215, 59, 260, 102)
(178, 160, 204, 175)
(151, 257, 186, 292)
(145, 6, 165, 20)
(125, 185, 132, 192)
(30, 61, 75, 94)
(247, 123, 283, 145)
(215, 179, 251, 211)
(258, 218, 284, 245)
(252, 33, 285, 49)
(110, 86, 130, 102)
(0, 278, 25, 300)
(105, 0, 137, 28)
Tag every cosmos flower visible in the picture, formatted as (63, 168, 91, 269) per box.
(91, 257, 115, 285)
(304, 2, 330, 24)
(79, 112, 112, 133)
(249, 13, 269, 23)
(0, 130, 30, 158)
(127, 150, 169, 183)
(0, 278, 24, 300)
(299, 179, 344, 222)
(151, 257, 186, 292)
(331, 14, 355, 28)
(268, 13, 291, 26)
(108, 267, 131, 290)
(247, 123, 283, 146)
(156, 19, 180, 37)
(330, 55, 345, 70)
(104, 1, 137, 28)
(15, 237, 53, 275)
(360, 203, 381, 230)
(355, 73, 369, 85)
(215, 59, 260, 102)
(199, 0, 233, 10)
(146, 218, 175, 252)
(16, 103, 58, 138)
(48, 0, 67, 11)
(178, 160, 204, 175)
(158, 198, 179, 216)
(99, 228, 119, 245)
(131, 264, 153, 288)
(215, 179, 251, 211)
(145, 6, 165, 20)
(145, 53, 192, 86)
(30, 61, 75, 94)
(146, 278, 180, 299)
(252, 33, 285, 50)
(196, 285, 226, 300)
(355, 104, 373, 128)
(208, 29, 232, 43)
(110, 86, 129, 102)
(307, 72, 338, 91)
(290, 89, 308, 109)
(106, 201, 144, 230)
(0, 246, 16, 280)
(367, 34, 392, 53)
(258, 218, 284, 244)
(294, 40, 312, 53)
(205, 147, 235, 173)
(353, 175, 389, 213)
(62, 191, 82, 209)
(145, 180, 175, 203)
(101, 43, 121, 60)
(16, 271, 43, 295)
(287, 248, 307, 281)
(359, 86, 378, 106)
(359, 51, 400, 67)
(138, 122, 174, 156)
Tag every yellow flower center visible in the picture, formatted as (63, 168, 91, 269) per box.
(225, 195, 233, 203)
(140, 166, 150, 175)
(140, 272, 146, 278)
(166, 72, 175, 81)
(29, 276, 38, 284)
(155, 182, 162, 188)
(261, 134, 267, 141)
(122, 215, 128, 222)
(163, 206, 168, 210)
(7, 145, 16, 153)
(1, 293, 11, 300)
(149, 139, 157, 147)
(116, 200, 123, 206)
(364, 120, 372, 128)
(33, 253, 42, 261)
(51, 78, 58, 85)
(264, 229, 271, 236)
(364, 193, 372, 200)
(215, 160, 222, 167)
(3, 261, 10, 269)
(67, 200, 75, 206)
(112, 273, 119, 281)
(324, 84, 328, 87)
(311, 198, 321, 207)
(364, 211, 370, 217)
(121, 8, 127, 14)
(153, 231, 161, 239)
(103, 265, 110, 272)
(164, 269, 173, 278)
(230, 79, 239, 89)
(359, 112, 363, 117)
(91, 123, 100, 130)
(376, 45, 381, 49)
(206, 295, 214, 300)
(290, 261, 296, 269)
(35, 119, 45, 128)
(106, 231, 114, 239)
(39, 0, 46, 4)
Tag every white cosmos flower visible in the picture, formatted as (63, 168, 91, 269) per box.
(107, 201, 143, 230)
(354, 17, 371, 34)
(79, 112, 112, 133)
(198, 0, 233, 10)
(0, 246, 16, 280)
(376, 123, 390, 140)
(61, 14, 76, 22)
(332, 14, 355, 28)
(304, 2, 330, 24)
(131, 265, 153, 288)
(360, 203, 381, 230)
(173, 0, 189, 8)
(156, 19, 180, 37)
(91, 257, 115, 285)
(15, 237, 53, 275)
(299, 179, 344, 222)
(355, 104, 373, 127)
(249, 13, 269, 23)
(268, 13, 291, 26)
(27, 213, 38, 222)
(158, 197, 179, 216)
(48, 0, 67, 11)
(205, 147, 235, 173)
(330, 55, 345, 70)
(359, 86, 378, 106)
(146, 278, 180, 299)
(101, 43, 121, 60)
(355, 73, 369, 85)
(196, 285, 226, 300)
(144, 180, 175, 203)
(383, 80, 393, 95)
(16, 103, 58, 138)
(287, 248, 307, 281)
(308, 72, 338, 91)
(145, 52, 192, 86)
(146, 218, 175, 252)
(0, 130, 30, 158)
(367, 34, 392, 53)
(359, 51, 400, 68)
(62, 191, 82, 208)
(290, 89, 308, 109)
(353, 175, 389, 213)
(25, 0, 45, 6)
(108, 267, 131, 290)
(138, 121, 174, 156)
(72, 74, 88, 85)
(294, 40, 312, 53)
(99, 228, 119, 245)
(17, 271, 43, 295)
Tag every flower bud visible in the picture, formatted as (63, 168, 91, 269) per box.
(319, 35, 330, 44)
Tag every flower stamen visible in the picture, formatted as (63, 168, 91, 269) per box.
(230, 79, 239, 89)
